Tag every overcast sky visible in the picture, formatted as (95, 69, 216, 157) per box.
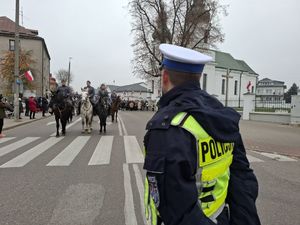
(1, 0, 299, 91)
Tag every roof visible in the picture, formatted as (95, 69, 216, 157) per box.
(257, 78, 286, 87)
(107, 85, 120, 92)
(0, 16, 37, 36)
(213, 50, 258, 75)
(0, 16, 50, 60)
(109, 82, 149, 93)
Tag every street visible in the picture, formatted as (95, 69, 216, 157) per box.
(0, 111, 299, 225)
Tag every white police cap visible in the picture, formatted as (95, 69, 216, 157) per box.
(159, 44, 213, 73)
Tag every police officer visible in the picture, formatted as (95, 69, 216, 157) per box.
(143, 44, 261, 225)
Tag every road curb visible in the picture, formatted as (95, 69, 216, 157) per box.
(3, 115, 53, 131)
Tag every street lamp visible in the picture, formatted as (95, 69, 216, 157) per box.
(68, 57, 72, 86)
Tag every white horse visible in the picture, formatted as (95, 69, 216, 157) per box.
(80, 89, 93, 133)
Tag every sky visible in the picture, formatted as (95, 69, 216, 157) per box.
(1, 0, 299, 91)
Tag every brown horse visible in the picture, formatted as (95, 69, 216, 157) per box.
(111, 96, 121, 122)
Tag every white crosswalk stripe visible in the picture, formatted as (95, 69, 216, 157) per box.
(0, 137, 16, 144)
(256, 152, 297, 162)
(0, 135, 298, 169)
(88, 136, 114, 165)
(0, 137, 64, 168)
(47, 136, 90, 166)
(0, 137, 40, 157)
(124, 136, 144, 164)
(246, 154, 264, 162)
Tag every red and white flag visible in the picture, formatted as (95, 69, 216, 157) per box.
(24, 70, 34, 82)
(246, 81, 252, 92)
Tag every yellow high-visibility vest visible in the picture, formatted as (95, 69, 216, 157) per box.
(144, 112, 234, 224)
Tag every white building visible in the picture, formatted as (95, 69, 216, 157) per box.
(256, 78, 286, 101)
(107, 82, 152, 101)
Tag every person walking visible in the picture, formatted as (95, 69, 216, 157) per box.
(143, 44, 260, 225)
(28, 96, 37, 119)
(0, 94, 13, 138)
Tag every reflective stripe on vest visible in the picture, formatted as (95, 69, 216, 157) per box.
(171, 112, 233, 220)
(144, 112, 233, 224)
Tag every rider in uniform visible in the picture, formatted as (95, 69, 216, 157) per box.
(143, 44, 261, 225)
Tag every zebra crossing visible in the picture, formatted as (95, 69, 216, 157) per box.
(0, 136, 298, 169)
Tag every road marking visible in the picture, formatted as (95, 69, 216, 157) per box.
(0, 137, 40, 157)
(123, 164, 138, 225)
(257, 152, 297, 162)
(50, 117, 82, 137)
(124, 136, 144, 164)
(88, 136, 114, 165)
(0, 137, 64, 168)
(47, 136, 90, 166)
(133, 164, 148, 225)
(49, 183, 105, 225)
(0, 137, 16, 144)
(118, 118, 123, 136)
(246, 154, 264, 163)
(47, 121, 56, 126)
(118, 115, 128, 135)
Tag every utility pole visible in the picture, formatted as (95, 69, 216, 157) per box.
(68, 57, 72, 86)
(14, 0, 20, 121)
(222, 68, 233, 107)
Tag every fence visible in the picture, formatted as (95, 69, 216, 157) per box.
(254, 100, 291, 113)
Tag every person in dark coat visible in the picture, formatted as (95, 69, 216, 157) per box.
(28, 96, 37, 119)
(24, 97, 29, 116)
(143, 44, 260, 225)
(41, 97, 48, 117)
(0, 94, 13, 138)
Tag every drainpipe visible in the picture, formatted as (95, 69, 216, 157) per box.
(238, 71, 244, 108)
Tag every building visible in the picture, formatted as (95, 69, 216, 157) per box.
(0, 16, 50, 98)
(107, 82, 152, 101)
(256, 78, 286, 101)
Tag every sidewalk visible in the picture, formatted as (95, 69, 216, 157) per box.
(3, 113, 52, 131)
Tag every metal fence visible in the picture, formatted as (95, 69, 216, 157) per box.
(254, 100, 291, 113)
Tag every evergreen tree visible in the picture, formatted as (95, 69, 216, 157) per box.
(284, 83, 299, 103)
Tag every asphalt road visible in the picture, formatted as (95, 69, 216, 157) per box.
(0, 111, 299, 225)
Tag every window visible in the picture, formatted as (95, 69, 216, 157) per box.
(9, 40, 15, 51)
(234, 80, 238, 95)
(221, 79, 225, 95)
(202, 73, 207, 91)
(251, 86, 254, 93)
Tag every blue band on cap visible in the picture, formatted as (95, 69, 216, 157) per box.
(162, 58, 205, 73)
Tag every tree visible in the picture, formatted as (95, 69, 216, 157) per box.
(284, 83, 299, 103)
(129, 0, 227, 78)
(0, 49, 36, 97)
(55, 69, 73, 85)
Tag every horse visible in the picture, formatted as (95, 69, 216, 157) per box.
(80, 90, 93, 134)
(95, 96, 109, 133)
(111, 96, 121, 122)
(51, 92, 73, 137)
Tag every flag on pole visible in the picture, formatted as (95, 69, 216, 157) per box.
(246, 81, 252, 92)
(24, 70, 34, 82)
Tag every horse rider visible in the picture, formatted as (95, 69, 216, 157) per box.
(78, 80, 95, 115)
(98, 83, 110, 106)
(49, 79, 72, 113)
(111, 90, 117, 103)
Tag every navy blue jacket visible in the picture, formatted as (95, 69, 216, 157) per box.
(144, 81, 260, 225)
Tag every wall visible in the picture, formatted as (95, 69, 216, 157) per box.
(249, 112, 290, 124)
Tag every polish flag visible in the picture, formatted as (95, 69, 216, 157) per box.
(24, 70, 34, 82)
(246, 81, 252, 92)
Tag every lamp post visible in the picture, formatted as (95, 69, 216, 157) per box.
(67, 57, 72, 86)
(14, 0, 20, 121)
